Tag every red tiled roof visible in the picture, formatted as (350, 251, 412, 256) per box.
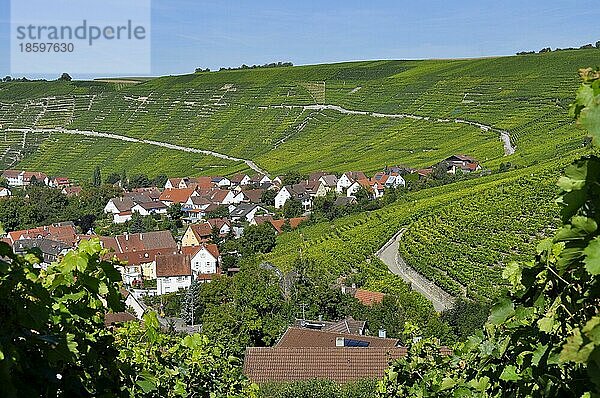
(8, 224, 77, 245)
(354, 289, 385, 306)
(244, 347, 407, 384)
(62, 186, 82, 196)
(270, 217, 308, 234)
(23, 171, 48, 182)
(159, 188, 196, 204)
(206, 217, 230, 230)
(276, 327, 400, 348)
(189, 223, 213, 241)
(208, 189, 230, 204)
(182, 176, 213, 190)
(230, 173, 249, 184)
(155, 253, 191, 277)
(114, 248, 175, 266)
(181, 243, 220, 260)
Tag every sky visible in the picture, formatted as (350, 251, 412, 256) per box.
(0, 0, 599, 79)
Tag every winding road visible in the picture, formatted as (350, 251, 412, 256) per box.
(376, 229, 455, 312)
(8, 127, 269, 176)
(269, 104, 516, 156)
(5, 101, 515, 175)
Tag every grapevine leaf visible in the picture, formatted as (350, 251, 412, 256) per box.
(557, 161, 588, 192)
(538, 316, 555, 333)
(531, 344, 548, 366)
(489, 298, 515, 324)
(579, 94, 600, 145)
(502, 262, 522, 291)
(440, 377, 456, 391)
(583, 237, 600, 275)
(499, 365, 520, 381)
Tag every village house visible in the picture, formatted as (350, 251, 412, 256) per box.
(1, 170, 49, 187)
(334, 196, 357, 207)
(48, 177, 71, 188)
(206, 218, 232, 236)
(159, 188, 199, 206)
(6, 222, 78, 246)
(229, 203, 271, 223)
(235, 188, 265, 204)
(336, 171, 367, 193)
(444, 155, 482, 174)
(229, 173, 252, 187)
(275, 184, 312, 210)
(211, 176, 231, 187)
(318, 174, 338, 192)
(131, 201, 169, 217)
(182, 243, 220, 281)
(181, 222, 214, 247)
(373, 172, 406, 189)
(104, 191, 165, 224)
(114, 248, 173, 284)
(276, 326, 400, 348)
(155, 253, 193, 295)
(244, 328, 406, 384)
(205, 189, 237, 205)
(249, 174, 272, 186)
(346, 178, 372, 198)
(61, 186, 82, 197)
(89, 231, 177, 285)
(12, 238, 72, 267)
(0, 187, 11, 197)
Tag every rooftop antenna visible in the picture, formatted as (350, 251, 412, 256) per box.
(300, 303, 307, 321)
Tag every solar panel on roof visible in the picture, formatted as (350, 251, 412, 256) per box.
(344, 339, 370, 347)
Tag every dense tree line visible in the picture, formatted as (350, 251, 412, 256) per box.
(517, 40, 600, 55)
(0, 184, 122, 233)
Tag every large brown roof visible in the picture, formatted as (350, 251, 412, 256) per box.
(114, 248, 176, 265)
(155, 253, 191, 277)
(276, 327, 399, 348)
(244, 347, 407, 384)
(354, 289, 385, 306)
(189, 223, 213, 240)
(8, 223, 77, 245)
(115, 231, 177, 253)
(159, 188, 196, 204)
(241, 189, 265, 204)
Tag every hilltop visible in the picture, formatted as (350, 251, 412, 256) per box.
(0, 49, 598, 181)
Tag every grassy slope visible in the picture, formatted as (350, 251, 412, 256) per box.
(0, 50, 597, 180)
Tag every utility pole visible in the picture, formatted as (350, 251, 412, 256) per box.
(190, 287, 194, 328)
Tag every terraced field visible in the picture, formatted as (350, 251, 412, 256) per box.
(0, 49, 597, 179)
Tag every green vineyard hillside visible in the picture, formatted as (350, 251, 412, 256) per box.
(0, 49, 597, 180)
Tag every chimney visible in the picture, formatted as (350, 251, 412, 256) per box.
(335, 337, 344, 347)
(125, 233, 129, 241)
(378, 328, 386, 339)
